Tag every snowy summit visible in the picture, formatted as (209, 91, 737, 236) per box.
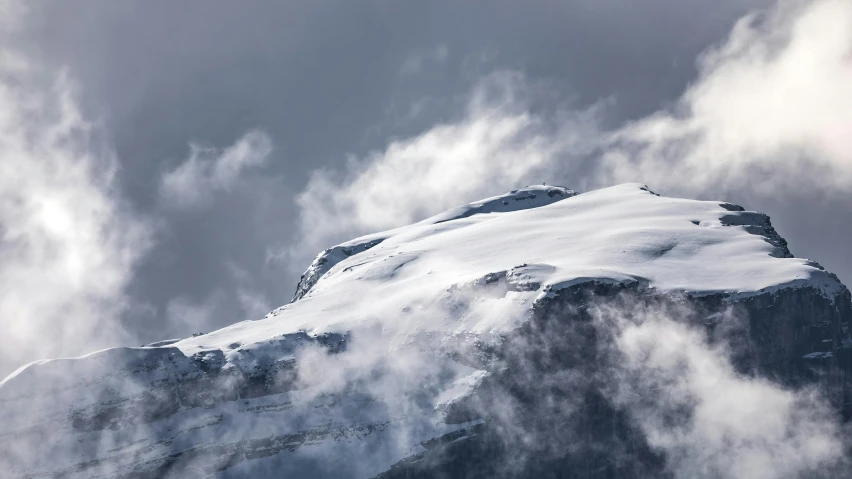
(2, 184, 849, 478)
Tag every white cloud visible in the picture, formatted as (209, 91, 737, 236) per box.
(598, 304, 846, 478)
(0, 54, 153, 376)
(285, 1, 852, 472)
(164, 294, 222, 337)
(165, 289, 270, 339)
(602, 0, 852, 195)
(160, 130, 273, 208)
(289, 71, 603, 264)
(292, 0, 852, 269)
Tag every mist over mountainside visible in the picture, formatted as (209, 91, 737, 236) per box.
(2, 184, 852, 478)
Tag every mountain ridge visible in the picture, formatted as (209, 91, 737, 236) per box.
(2, 183, 850, 478)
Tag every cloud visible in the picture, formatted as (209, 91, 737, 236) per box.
(0, 51, 153, 376)
(287, 71, 603, 264)
(290, 0, 852, 268)
(400, 44, 450, 75)
(164, 294, 222, 338)
(164, 290, 270, 340)
(163, 261, 273, 340)
(0, 0, 25, 32)
(224, 259, 273, 321)
(159, 130, 273, 208)
(602, 0, 852, 195)
(1, 0, 847, 474)
(594, 301, 847, 479)
(279, 6, 852, 472)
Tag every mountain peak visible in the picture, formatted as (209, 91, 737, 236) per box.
(292, 184, 577, 302)
(3, 184, 850, 478)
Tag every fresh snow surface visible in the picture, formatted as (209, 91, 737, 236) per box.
(177, 183, 845, 360)
(291, 185, 577, 301)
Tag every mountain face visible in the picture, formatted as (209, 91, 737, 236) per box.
(2, 184, 851, 478)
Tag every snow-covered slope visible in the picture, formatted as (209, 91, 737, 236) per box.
(2, 184, 850, 478)
(291, 184, 577, 301)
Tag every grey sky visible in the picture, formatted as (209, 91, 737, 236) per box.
(3, 0, 850, 375)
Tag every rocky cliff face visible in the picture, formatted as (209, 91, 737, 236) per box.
(2, 184, 850, 478)
(381, 282, 852, 478)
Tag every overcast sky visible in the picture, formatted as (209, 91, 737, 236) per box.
(1, 0, 850, 376)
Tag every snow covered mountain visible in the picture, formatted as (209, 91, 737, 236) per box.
(2, 184, 850, 478)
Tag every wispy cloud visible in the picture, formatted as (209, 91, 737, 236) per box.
(163, 259, 273, 340)
(0, 50, 153, 376)
(602, 0, 852, 195)
(159, 130, 273, 209)
(596, 301, 846, 478)
(164, 293, 224, 338)
(282, 10, 852, 473)
(291, 0, 852, 270)
(400, 44, 450, 75)
(287, 71, 603, 265)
